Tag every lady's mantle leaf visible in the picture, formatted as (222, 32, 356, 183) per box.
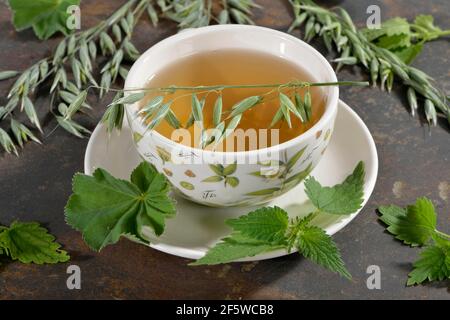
(65, 162, 176, 251)
(0, 221, 69, 264)
(304, 161, 365, 215)
(8, 0, 80, 40)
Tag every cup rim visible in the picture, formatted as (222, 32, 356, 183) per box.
(125, 24, 339, 157)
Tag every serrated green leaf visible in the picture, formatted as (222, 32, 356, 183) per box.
(296, 225, 351, 279)
(407, 245, 450, 286)
(376, 34, 411, 50)
(363, 17, 410, 41)
(65, 162, 176, 251)
(0, 221, 69, 264)
(378, 204, 406, 227)
(226, 206, 288, 243)
(191, 234, 282, 266)
(414, 15, 442, 35)
(394, 43, 423, 64)
(305, 161, 365, 215)
(378, 197, 437, 246)
(8, 0, 80, 40)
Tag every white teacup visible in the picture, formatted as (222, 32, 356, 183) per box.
(125, 25, 338, 207)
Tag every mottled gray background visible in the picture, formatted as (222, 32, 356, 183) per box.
(0, 0, 449, 299)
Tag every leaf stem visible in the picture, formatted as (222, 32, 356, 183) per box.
(435, 229, 450, 240)
(91, 80, 369, 93)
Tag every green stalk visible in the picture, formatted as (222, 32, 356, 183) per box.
(94, 80, 369, 93)
(435, 229, 450, 240)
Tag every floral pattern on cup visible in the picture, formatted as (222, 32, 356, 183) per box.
(202, 163, 239, 188)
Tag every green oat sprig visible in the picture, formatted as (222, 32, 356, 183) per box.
(157, 0, 261, 27)
(0, 0, 262, 156)
(289, 0, 450, 126)
(98, 80, 367, 149)
(0, 0, 151, 154)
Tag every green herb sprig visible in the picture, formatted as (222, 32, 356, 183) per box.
(379, 198, 450, 286)
(193, 161, 365, 278)
(65, 160, 365, 279)
(289, 0, 450, 126)
(0, 221, 69, 265)
(99, 80, 368, 149)
(362, 15, 450, 66)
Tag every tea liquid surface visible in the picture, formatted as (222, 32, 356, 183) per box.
(140, 49, 326, 151)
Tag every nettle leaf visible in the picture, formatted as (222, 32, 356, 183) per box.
(378, 197, 437, 246)
(305, 161, 365, 215)
(296, 225, 351, 279)
(8, 0, 81, 40)
(395, 43, 423, 64)
(407, 244, 450, 286)
(191, 234, 282, 266)
(414, 15, 442, 34)
(226, 206, 289, 243)
(65, 161, 176, 251)
(192, 162, 367, 279)
(0, 222, 69, 264)
(376, 34, 411, 51)
(363, 17, 411, 41)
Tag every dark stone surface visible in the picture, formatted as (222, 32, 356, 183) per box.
(0, 0, 449, 299)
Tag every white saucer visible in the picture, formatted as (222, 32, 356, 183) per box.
(84, 100, 378, 261)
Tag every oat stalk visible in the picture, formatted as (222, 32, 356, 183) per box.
(0, 0, 261, 156)
(96, 80, 368, 149)
(289, 0, 450, 126)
